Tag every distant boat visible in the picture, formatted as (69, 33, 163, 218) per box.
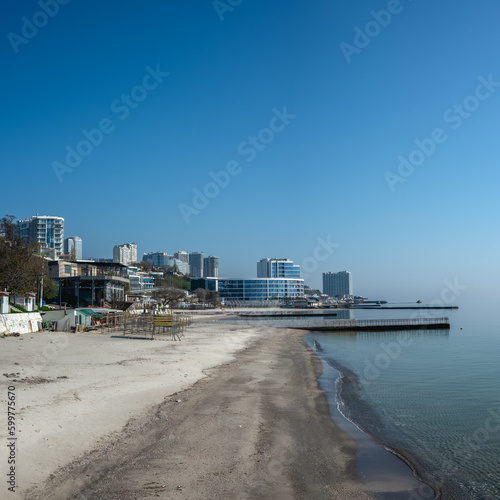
(417, 300, 422, 303)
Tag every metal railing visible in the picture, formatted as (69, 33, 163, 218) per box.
(327, 317, 449, 328)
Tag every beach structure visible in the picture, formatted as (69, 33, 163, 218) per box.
(0, 292, 9, 314)
(229, 314, 450, 331)
(49, 260, 129, 308)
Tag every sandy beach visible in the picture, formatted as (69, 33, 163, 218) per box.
(1, 317, 374, 499)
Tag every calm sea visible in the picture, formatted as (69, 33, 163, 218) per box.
(304, 302, 500, 499)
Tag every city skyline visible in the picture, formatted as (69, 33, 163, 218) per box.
(2, 1, 499, 303)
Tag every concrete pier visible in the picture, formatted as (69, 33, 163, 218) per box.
(226, 316, 450, 331)
(296, 317, 451, 331)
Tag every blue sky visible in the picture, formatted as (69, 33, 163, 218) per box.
(1, 0, 499, 301)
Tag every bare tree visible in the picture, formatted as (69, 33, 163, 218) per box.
(135, 260, 153, 272)
(194, 288, 209, 303)
(209, 291, 219, 306)
(152, 287, 186, 308)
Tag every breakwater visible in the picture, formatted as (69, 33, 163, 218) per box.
(226, 315, 450, 331)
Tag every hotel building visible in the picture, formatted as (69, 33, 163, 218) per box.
(323, 271, 353, 297)
(257, 258, 301, 278)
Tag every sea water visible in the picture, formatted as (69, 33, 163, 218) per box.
(304, 302, 500, 499)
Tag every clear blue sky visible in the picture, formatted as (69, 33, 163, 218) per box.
(1, 0, 499, 301)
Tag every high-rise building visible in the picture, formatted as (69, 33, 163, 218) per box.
(203, 256, 219, 277)
(16, 215, 64, 254)
(113, 243, 137, 265)
(257, 258, 301, 278)
(174, 250, 189, 264)
(323, 271, 353, 297)
(142, 252, 190, 274)
(64, 236, 83, 260)
(189, 252, 204, 277)
(143, 251, 171, 267)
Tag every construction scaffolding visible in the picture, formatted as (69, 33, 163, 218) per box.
(121, 312, 192, 340)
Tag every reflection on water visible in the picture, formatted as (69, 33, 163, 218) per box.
(304, 306, 500, 500)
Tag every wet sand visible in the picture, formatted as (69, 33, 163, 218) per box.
(16, 323, 375, 499)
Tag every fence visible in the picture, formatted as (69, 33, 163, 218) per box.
(122, 312, 192, 339)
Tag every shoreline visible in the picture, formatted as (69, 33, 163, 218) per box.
(6, 322, 376, 499)
(306, 336, 457, 500)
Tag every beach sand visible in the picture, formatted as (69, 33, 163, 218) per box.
(1, 318, 374, 499)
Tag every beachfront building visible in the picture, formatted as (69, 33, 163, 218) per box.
(49, 260, 129, 308)
(189, 252, 204, 277)
(191, 277, 218, 292)
(203, 255, 219, 278)
(257, 258, 301, 279)
(217, 277, 304, 303)
(323, 271, 353, 297)
(113, 243, 137, 265)
(64, 236, 83, 260)
(16, 215, 65, 255)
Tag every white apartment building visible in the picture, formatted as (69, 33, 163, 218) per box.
(113, 243, 138, 265)
(16, 215, 65, 254)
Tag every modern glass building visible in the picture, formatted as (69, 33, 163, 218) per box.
(191, 277, 218, 292)
(217, 278, 304, 303)
(203, 256, 219, 277)
(323, 271, 353, 297)
(16, 215, 64, 254)
(257, 258, 301, 278)
(64, 236, 83, 260)
(143, 251, 170, 267)
(189, 252, 204, 277)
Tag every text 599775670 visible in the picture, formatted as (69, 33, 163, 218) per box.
(6, 386, 16, 493)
